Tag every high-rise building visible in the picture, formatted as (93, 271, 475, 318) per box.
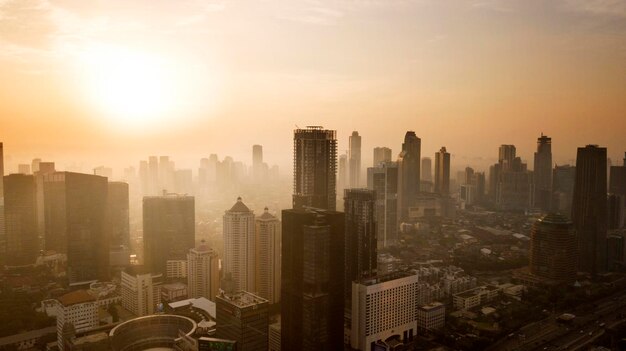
(344, 189, 377, 312)
(293, 127, 337, 211)
(216, 291, 269, 351)
(349, 131, 362, 188)
(281, 209, 344, 351)
(491, 145, 532, 211)
(529, 213, 577, 283)
(397, 132, 421, 222)
(572, 145, 608, 274)
(533, 134, 553, 211)
(121, 266, 163, 316)
(93, 166, 113, 179)
(434, 147, 450, 195)
(17, 164, 30, 174)
(143, 193, 195, 275)
(609, 152, 626, 196)
(499, 145, 516, 170)
(148, 156, 159, 195)
(338, 153, 348, 195)
(55, 290, 99, 351)
(373, 147, 392, 167)
(223, 197, 256, 293)
(3, 174, 38, 266)
(367, 162, 398, 248)
(421, 157, 432, 182)
(253, 144, 264, 183)
(34, 161, 55, 248)
(107, 182, 130, 249)
(609, 153, 626, 229)
(0, 142, 5, 262)
(351, 272, 419, 350)
(187, 240, 220, 301)
(44, 172, 109, 283)
(255, 207, 281, 304)
(552, 164, 576, 215)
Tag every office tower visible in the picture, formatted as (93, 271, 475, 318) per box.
(464, 167, 474, 185)
(367, 162, 398, 248)
(44, 172, 109, 283)
(475, 172, 486, 204)
(552, 164, 576, 215)
(607, 232, 626, 270)
(349, 131, 362, 188)
(344, 189, 377, 312)
(216, 291, 269, 351)
(139, 160, 149, 195)
(255, 207, 281, 304)
(166, 259, 188, 279)
(397, 131, 421, 222)
(159, 155, 171, 191)
(3, 174, 38, 266)
(338, 153, 348, 196)
(529, 213, 577, 282)
(34, 161, 55, 248)
(187, 240, 220, 301)
(281, 209, 344, 351)
(373, 147, 392, 167)
(609, 153, 626, 229)
(107, 182, 130, 250)
(31, 158, 41, 173)
(0, 143, 4, 261)
(608, 194, 624, 230)
(253, 144, 263, 182)
(572, 145, 608, 274)
(491, 145, 532, 211)
(293, 126, 337, 211)
(351, 273, 419, 350)
(434, 147, 451, 195)
(55, 290, 99, 351)
(421, 157, 432, 182)
(93, 166, 113, 179)
(143, 193, 195, 275)
(610, 152, 626, 196)
(533, 134, 553, 211)
(499, 145, 516, 170)
(174, 169, 193, 194)
(17, 164, 30, 174)
(223, 197, 256, 293)
(121, 266, 163, 316)
(147, 156, 159, 195)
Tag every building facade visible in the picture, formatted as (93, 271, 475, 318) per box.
(367, 162, 398, 248)
(434, 147, 450, 195)
(397, 132, 421, 222)
(255, 207, 281, 304)
(3, 174, 38, 266)
(223, 197, 256, 293)
(529, 213, 577, 282)
(349, 131, 362, 188)
(187, 241, 220, 301)
(216, 291, 269, 351)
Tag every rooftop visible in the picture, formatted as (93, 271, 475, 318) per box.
(218, 291, 268, 308)
(228, 197, 252, 213)
(58, 289, 96, 307)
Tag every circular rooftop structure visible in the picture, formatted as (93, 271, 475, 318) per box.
(109, 314, 197, 351)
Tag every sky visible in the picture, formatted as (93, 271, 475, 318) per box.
(0, 0, 625, 175)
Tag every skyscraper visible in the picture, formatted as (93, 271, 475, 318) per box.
(533, 134, 553, 211)
(223, 197, 256, 293)
(293, 126, 337, 211)
(609, 152, 626, 196)
(252, 144, 264, 183)
(344, 189, 377, 312)
(552, 164, 576, 215)
(367, 162, 398, 248)
(421, 157, 432, 182)
(0, 142, 5, 262)
(491, 145, 532, 211)
(499, 145, 516, 170)
(281, 208, 344, 351)
(44, 172, 109, 283)
(255, 207, 281, 304)
(397, 131, 421, 222)
(349, 131, 362, 188)
(107, 182, 130, 249)
(3, 174, 38, 266)
(148, 156, 158, 195)
(529, 213, 577, 283)
(216, 291, 269, 351)
(373, 147, 392, 167)
(338, 153, 348, 196)
(143, 193, 195, 275)
(187, 240, 220, 301)
(434, 147, 450, 195)
(572, 145, 608, 274)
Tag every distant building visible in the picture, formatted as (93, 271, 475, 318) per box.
(107, 181, 130, 252)
(349, 131, 362, 188)
(292, 126, 337, 211)
(421, 157, 432, 182)
(338, 153, 348, 196)
(434, 147, 450, 195)
(552, 164, 576, 215)
(452, 285, 501, 310)
(166, 259, 187, 279)
(160, 282, 188, 303)
(143, 193, 195, 275)
(351, 273, 419, 350)
(416, 302, 445, 331)
(397, 132, 421, 221)
(572, 145, 608, 274)
(216, 291, 269, 351)
(255, 207, 281, 304)
(490, 146, 532, 211)
(187, 241, 220, 301)
(3, 174, 38, 266)
(56, 290, 98, 351)
(533, 134, 553, 211)
(223, 197, 256, 293)
(252, 144, 264, 183)
(367, 162, 398, 248)
(121, 266, 163, 317)
(0, 143, 4, 263)
(373, 147, 392, 167)
(44, 172, 109, 284)
(529, 213, 577, 283)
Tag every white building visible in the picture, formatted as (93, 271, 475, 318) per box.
(416, 302, 445, 331)
(55, 290, 98, 351)
(187, 240, 220, 301)
(255, 207, 281, 304)
(223, 197, 256, 293)
(453, 285, 501, 310)
(351, 273, 419, 350)
(121, 268, 163, 316)
(166, 259, 188, 279)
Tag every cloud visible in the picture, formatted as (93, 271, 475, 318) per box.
(275, 4, 345, 26)
(560, 0, 626, 18)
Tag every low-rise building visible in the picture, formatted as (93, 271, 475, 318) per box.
(453, 285, 501, 310)
(56, 290, 99, 351)
(416, 302, 445, 331)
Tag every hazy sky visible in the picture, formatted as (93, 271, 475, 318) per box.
(1, 0, 625, 175)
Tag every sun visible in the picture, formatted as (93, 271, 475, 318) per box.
(78, 44, 177, 126)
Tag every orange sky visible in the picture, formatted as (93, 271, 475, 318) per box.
(1, 0, 625, 175)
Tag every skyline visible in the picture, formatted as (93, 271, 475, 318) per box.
(1, 0, 625, 173)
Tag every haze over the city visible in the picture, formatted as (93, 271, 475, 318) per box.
(1, 0, 625, 174)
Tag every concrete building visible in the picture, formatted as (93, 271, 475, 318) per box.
(416, 302, 445, 331)
(255, 207, 281, 304)
(453, 285, 501, 310)
(351, 273, 419, 350)
(397, 132, 421, 222)
(552, 164, 576, 215)
(373, 147, 392, 167)
(434, 147, 450, 195)
(292, 126, 337, 211)
(120, 266, 163, 317)
(223, 197, 256, 293)
(3, 174, 38, 266)
(533, 134, 553, 211)
(187, 240, 220, 301)
(367, 162, 398, 248)
(216, 291, 269, 351)
(421, 157, 432, 182)
(56, 290, 99, 351)
(166, 259, 188, 279)
(529, 213, 577, 283)
(349, 131, 362, 188)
